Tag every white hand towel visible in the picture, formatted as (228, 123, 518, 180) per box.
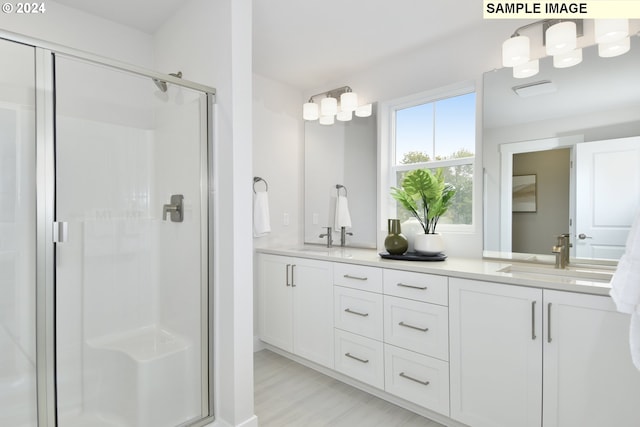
(334, 195, 352, 228)
(610, 210, 640, 370)
(253, 191, 271, 237)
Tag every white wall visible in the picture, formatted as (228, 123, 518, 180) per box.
(252, 19, 519, 258)
(0, 0, 153, 67)
(252, 74, 305, 249)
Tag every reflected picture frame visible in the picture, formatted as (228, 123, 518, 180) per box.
(512, 174, 536, 213)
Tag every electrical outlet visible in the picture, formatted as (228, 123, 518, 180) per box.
(283, 212, 290, 226)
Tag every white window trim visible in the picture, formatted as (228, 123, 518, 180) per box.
(378, 81, 476, 238)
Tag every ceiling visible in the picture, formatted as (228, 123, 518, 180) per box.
(53, 0, 483, 90)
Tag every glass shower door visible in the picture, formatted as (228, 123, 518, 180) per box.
(0, 38, 37, 427)
(53, 55, 210, 427)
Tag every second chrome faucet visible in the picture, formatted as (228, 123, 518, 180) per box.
(552, 233, 571, 269)
(319, 226, 354, 248)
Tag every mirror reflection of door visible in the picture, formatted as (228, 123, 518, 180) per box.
(512, 148, 571, 254)
(575, 136, 640, 260)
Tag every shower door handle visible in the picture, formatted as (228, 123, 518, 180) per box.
(163, 194, 184, 222)
(53, 221, 68, 243)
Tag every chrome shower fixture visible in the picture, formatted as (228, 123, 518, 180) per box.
(153, 71, 183, 93)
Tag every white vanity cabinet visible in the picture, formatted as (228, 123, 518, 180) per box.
(449, 278, 542, 427)
(258, 254, 334, 369)
(382, 269, 450, 416)
(449, 277, 640, 427)
(333, 264, 385, 388)
(332, 264, 450, 416)
(542, 290, 640, 427)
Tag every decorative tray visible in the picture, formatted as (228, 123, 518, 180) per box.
(379, 251, 447, 261)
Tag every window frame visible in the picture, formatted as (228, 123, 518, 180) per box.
(380, 82, 477, 235)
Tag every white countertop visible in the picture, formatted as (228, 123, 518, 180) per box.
(255, 245, 616, 296)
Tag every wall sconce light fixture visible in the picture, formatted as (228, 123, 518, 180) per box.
(502, 19, 632, 79)
(303, 86, 372, 124)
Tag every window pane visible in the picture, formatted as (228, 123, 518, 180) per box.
(394, 164, 472, 227)
(395, 103, 433, 165)
(434, 92, 475, 160)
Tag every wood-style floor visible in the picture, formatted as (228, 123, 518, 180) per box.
(254, 349, 445, 427)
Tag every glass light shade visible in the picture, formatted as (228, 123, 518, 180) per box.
(502, 36, 530, 67)
(319, 115, 334, 125)
(598, 37, 631, 58)
(302, 102, 319, 120)
(546, 21, 576, 55)
(340, 91, 358, 111)
(355, 103, 372, 117)
(595, 19, 629, 43)
(336, 110, 353, 121)
(553, 48, 582, 68)
(513, 59, 539, 78)
(320, 97, 338, 116)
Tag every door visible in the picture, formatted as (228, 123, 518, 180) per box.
(449, 278, 542, 427)
(543, 290, 640, 427)
(53, 55, 211, 427)
(0, 38, 37, 427)
(291, 258, 333, 368)
(575, 137, 640, 259)
(258, 254, 294, 352)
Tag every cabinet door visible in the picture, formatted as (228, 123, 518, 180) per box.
(258, 254, 293, 352)
(449, 278, 542, 427)
(543, 290, 640, 427)
(292, 258, 334, 368)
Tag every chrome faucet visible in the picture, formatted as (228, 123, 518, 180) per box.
(339, 226, 353, 247)
(319, 227, 333, 248)
(552, 233, 571, 269)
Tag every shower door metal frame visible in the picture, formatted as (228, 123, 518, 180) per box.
(0, 27, 218, 426)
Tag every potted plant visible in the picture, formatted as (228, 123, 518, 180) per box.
(390, 168, 456, 255)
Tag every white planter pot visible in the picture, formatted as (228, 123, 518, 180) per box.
(401, 218, 423, 252)
(414, 233, 445, 255)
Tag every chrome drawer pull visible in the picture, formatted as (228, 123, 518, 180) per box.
(547, 302, 552, 343)
(344, 274, 368, 281)
(396, 282, 427, 290)
(399, 321, 429, 332)
(531, 300, 537, 340)
(345, 353, 369, 364)
(345, 308, 369, 317)
(399, 372, 430, 386)
(286, 264, 291, 287)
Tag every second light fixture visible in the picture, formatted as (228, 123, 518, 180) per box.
(303, 86, 372, 125)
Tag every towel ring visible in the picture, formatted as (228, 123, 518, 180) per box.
(336, 184, 347, 197)
(253, 176, 268, 193)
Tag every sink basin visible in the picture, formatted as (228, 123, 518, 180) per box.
(296, 247, 332, 255)
(497, 264, 613, 283)
(293, 247, 353, 258)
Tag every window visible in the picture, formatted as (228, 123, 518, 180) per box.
(390, 90, 475, 228)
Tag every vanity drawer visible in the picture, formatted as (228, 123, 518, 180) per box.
(334, 263, 382, 293)
(384, 344, 450, 416)
(334, 286, 383, 340)
(383, 295, 449, 361)
(334, 329, 384, 389)
(383, 269, 448, 305)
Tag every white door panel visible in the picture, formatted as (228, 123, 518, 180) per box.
(576, 137, 640, 259)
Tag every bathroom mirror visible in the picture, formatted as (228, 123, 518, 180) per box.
(304, 109, 377, 248)
(483, 37, 640, 261)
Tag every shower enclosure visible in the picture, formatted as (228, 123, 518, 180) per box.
(0, 34, 215, 427)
